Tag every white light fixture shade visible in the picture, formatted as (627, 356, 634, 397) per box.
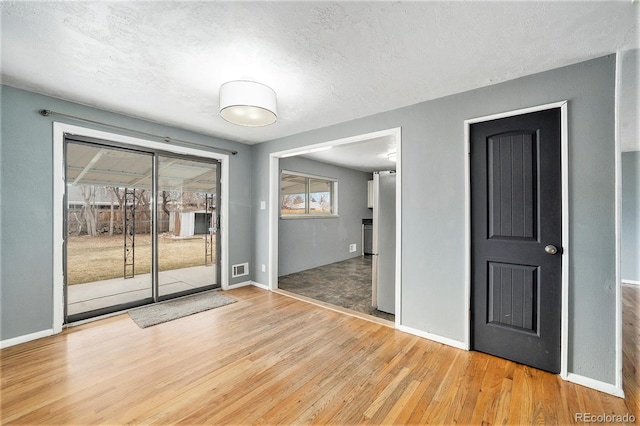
(219, 80, 277, 127)
(387, 152, 397, 162)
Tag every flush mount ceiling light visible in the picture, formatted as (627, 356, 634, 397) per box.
(219, 80, 277, 127)
(387, 152, 397, 162)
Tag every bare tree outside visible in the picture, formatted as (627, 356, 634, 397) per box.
(79, 185, 98, 237)
(318, 194, 330, 212)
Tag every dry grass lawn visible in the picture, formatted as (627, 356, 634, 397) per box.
(67, 234, 215, 285)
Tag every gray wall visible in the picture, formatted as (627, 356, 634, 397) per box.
(253, 55, 618, 384)
(620, 49, 639, 283)
(622, 152, 640, 282)
(278, 156, 372, 276)
(0, 85, 253, 341)
(620, 49, 639, 152)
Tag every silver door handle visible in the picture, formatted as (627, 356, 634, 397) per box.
(545, 245, 558, 255)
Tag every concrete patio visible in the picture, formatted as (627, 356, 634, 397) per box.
(67, 264, 217, 316)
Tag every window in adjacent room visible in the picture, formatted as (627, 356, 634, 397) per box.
(280, 170, 337, 218)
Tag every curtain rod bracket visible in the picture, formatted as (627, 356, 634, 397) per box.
(38, 108, 238, 156)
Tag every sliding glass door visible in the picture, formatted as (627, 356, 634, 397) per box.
(65, 141, 154, 320)
(157, 155, 220, 298)
(64, 137, 221, 322)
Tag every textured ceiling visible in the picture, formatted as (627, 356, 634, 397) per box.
(301, 135, 397, 173)
(1, 1, 638, 147)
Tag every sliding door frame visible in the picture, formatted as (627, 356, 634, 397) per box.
(53, 122, 230, 332)
(155, 151, 223, 302)
(64, 138, 157, 322)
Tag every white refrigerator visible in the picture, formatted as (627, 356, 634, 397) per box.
(372, 171, 396, 314)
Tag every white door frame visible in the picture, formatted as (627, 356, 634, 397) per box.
(463, 101, 570, 376)
(268, 127, 402, 326)
(52, 122, 230, 333)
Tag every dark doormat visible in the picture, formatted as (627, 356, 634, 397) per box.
(128, 290, 236, 328)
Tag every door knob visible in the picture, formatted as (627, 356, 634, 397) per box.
(545, 245, 558, 255)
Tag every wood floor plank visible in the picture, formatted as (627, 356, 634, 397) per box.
(1, 285, 638, 425)
(405, 346, 469, 424)
(273, 328, 393, 424)
(446, 352, 488, 424)
(295, 328, 397, 424)
(622, 283, 640, 419)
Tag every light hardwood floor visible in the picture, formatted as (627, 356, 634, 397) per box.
(1, 285, 638, 425)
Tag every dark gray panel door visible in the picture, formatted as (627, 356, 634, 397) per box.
(471, 108, 562, 373)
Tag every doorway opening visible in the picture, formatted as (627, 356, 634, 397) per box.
(268, 128, 402, 326)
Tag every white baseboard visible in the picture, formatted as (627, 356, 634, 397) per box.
(251, 281, 270, 291)
(565, 373, 625, 398)
(225, 280, 269, 291)
(225, 280, 252, 290)
(396, 325, 625, 399)
(1, 329, 54, 349)
(622, 279, 640, 286)
(397, 324, 467, 350)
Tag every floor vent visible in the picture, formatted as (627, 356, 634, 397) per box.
(232, 263, 249, 278)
